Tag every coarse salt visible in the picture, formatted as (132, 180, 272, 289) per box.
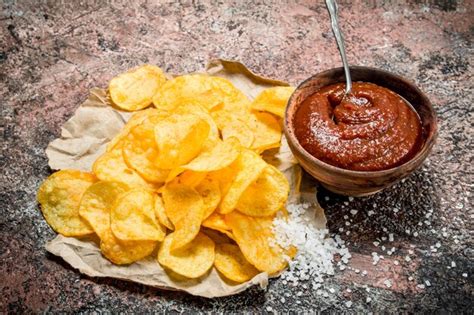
(272, 202, 350, 288)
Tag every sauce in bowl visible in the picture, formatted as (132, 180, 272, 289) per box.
(293, 82, 423, 171)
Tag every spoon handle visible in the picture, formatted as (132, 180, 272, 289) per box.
(325, 0, 352, 95)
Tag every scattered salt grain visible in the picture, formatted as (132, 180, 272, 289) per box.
(362, 270, 368, 276)
(345, 301, 353, 308)
(346, 288, 352, 293)
(451, 261, 456, 268)
(394, 260, 399, 265)
(366, 297, 372, 303)
(350, 209, 358, 216)
(348, 197, 354, 202)
(462, 273, 468, 278)
(329, 288, 336, 293)
(405, 255, 412, 262)
(425, 280, 431, 287)
(417, 284, 426, 289)
(389, 233, 394, 242)
(413, 232, 419, 237)
(384, 279, 392, 288)
(344, 215, 349, 220)
(273, 202, 351, 288)
(368, 210, 375, 216)
(266, 306, 273, 312)
(408, 276, 414, 281)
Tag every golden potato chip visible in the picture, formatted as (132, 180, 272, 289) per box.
(162, 182, 204, 251)
(220, 119, 254, 148)
(250, 87, 295, 118)
(225, 211, 288, 274)
(248, 112, 282, 152)
(218, 149, 267, 214)
(215, 243, 260, 283)
(196, 176, 221, 220)
(78, 181, 128, 239)
(236, 165, 289, 217)
(166, 137, 240, 182)
(106, 108, 166, 152)
(153, 74, 246, 112)
(109, 65, 166, 111)
(93, 143, 156, 190)
(202, 212, 235, 241)
(122, 119, 169, 183)
(202, 212, 230, 231)
(111, 189, 166, 241)
(37, 170, 96, 236)
(100, 228, 157, 265)
(154, 194, 173, 230)
(178, 170, 207, 187)
(157, 232, 215, 278)
(171, 102, 219, 142)
(154, 113, 210, 169)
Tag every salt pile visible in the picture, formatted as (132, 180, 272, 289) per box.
(272, 202, 351, 287)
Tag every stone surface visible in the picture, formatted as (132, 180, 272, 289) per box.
(1, 0, 473, 313)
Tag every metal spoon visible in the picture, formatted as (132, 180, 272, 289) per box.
(325, 0, 352, 95)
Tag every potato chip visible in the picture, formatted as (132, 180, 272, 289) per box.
(195, 176, 221, 220)
(248, 112, 282, 152)
(220, 118, 254, 148)
(154, 194, 173, 230)
(109, 65, 166, 111)
(202, 212, 230, 231)
(153, 74, 246, 112)
(79, 181, 129, 239)
(122, 118, 169, 183)
(236, 165, 289, 217)
(37, 170, 96, 236)
(225, 211, 288, 274)
(111, 189, 166, 241)
(178, 170, 208, 187)
(202, 212, 235, 241)
(171, 102, 219, 142)
(100, 228, 157, 265)
(214, 243, 259, 283)
(154, 113, 210, 169)
(250, 86, 295, 118)
(106, 108, 166, 152)
(166, 137, 240, 182)
(218, 149, 267, 214)
(157, 232, 215, 278)
(162, 182, 204, 251)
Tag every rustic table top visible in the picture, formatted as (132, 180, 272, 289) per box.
(1, 0, 472, 313)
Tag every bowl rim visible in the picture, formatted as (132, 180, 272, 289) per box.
(284, 66, 438, 177)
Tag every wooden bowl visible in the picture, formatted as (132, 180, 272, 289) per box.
(284, 66, 438, 196)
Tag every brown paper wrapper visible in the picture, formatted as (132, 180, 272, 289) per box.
(44, 59, 326, 298)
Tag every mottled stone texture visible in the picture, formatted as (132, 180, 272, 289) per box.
(1, 0, 473, 313)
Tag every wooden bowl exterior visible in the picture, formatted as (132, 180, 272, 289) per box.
(284, 66, 438, 196)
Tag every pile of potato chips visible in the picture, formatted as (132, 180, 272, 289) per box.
(38, 65, 296, 283)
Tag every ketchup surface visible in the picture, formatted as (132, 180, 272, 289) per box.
(293, 82, 423, 171)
